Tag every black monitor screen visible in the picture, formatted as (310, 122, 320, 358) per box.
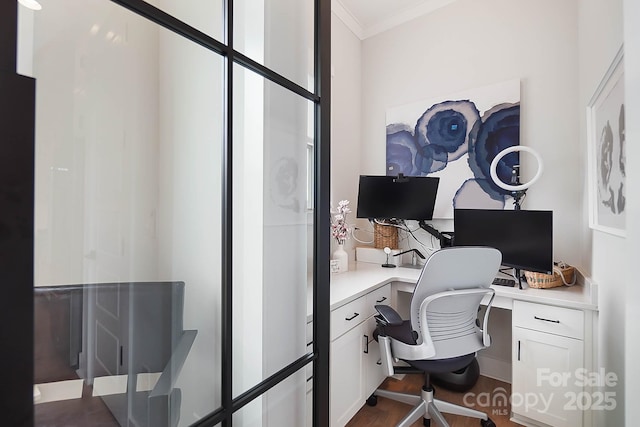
(356, 175, 439, 221)
(452, 209, 553, 274)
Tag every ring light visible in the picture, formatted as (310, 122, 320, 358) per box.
(490, 146, 544, 192)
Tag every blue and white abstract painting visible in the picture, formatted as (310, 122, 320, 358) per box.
(386, 79, 521, 218)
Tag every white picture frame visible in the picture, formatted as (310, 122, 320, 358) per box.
(586, 46, 626, 237)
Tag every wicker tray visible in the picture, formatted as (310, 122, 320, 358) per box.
(525, 266, 575, 289)
(374, 223, 398, 249)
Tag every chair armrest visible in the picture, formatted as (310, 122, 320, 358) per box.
(375, 305, 403, 327)
(481, 291, 496, 347)
(149, 330, 197, 398)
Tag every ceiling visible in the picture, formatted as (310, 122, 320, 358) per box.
(332, 0, 457, 40)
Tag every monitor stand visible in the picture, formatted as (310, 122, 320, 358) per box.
(515, 268, 523, 289)
(395, 249, 425, 269)
(494, 267, 524, 289)
(401, 263, 423, 269)
(418, 221, 453, 247)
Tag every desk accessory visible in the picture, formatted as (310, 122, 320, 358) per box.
(490, 145, 543, 210)
(525, 263, 576, 288)
(381, 247, 396, 268)
(330, 259, 340, 274)
(374, 222, 398, 249)
(492, 277, 516, 287)
(355, 247, 400, 266)
(332, 244, 348, 273)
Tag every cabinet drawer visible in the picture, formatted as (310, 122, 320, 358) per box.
(331, 297, 368, 341)
(366, 284, 391, 318)
(513, 301, 584, 340)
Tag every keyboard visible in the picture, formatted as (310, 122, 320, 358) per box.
(492, 277, 516, 287)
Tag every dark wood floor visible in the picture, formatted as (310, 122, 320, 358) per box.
(347, 375, 523, 427)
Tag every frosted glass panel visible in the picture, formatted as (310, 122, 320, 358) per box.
(23, 1, 224, 425)
(232, 64, 314, 398)
(234, 0, 314, 91)
(149, 0, 224, 41)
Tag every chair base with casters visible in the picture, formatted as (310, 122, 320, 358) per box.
(367, 368, 495, 427)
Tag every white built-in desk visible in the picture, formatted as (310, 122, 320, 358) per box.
(329, 262, 598, 427)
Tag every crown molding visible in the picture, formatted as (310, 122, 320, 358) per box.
(332, 0, 456, 41)
(331, 0, 364, 40)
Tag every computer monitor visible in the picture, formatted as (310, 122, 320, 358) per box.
(452, 209, 553, 274)
(356, 175, 440, 221)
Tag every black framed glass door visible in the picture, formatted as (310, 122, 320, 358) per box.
(0, 0, 330, 425)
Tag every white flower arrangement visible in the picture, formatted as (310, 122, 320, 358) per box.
(331, 200, 351, 245)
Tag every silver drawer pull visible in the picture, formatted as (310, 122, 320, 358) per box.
(534, 315, 560, 324)
(376, 296, 387, 303)
(345, 312, 360, 321)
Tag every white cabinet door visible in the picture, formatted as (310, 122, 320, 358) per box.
(512, 327, 583, 427)
(330, 322, 365, 427)
(363, 316, 386, 397)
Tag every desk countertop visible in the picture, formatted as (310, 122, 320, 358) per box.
(329, 262, 598, 312)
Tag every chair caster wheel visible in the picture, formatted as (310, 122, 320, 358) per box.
(366, 395, 378, 406)
(480, 418, 496, 427)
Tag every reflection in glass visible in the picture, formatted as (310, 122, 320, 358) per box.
(232, 64, 314, 400)
(21, 1, 224, 425)
(34, 283, 195, 427)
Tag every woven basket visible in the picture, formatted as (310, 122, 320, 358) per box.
(374, 223, 398, 249)
(525, 266, 575, 289)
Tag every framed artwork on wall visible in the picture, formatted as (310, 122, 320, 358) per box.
(385, 79, 521, 219)
(586, 45, 625, 237)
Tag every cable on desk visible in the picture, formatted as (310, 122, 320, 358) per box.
(351, 227, 374, 244)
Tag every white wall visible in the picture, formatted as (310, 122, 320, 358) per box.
(331, 13, 363, 258)
(623, 0, 640, 422)
(358, 0, 581, 266)
(578, 0, 625, 424)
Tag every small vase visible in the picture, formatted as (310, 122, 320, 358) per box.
(333, 243, 349, 273)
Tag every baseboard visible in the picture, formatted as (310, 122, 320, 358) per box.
(510, 412, 549, 427)
(477, 354, 511, 384)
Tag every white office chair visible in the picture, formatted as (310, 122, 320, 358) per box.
(371, 246, 501, 427)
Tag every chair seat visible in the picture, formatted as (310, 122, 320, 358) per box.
(407, 353, 476, 374)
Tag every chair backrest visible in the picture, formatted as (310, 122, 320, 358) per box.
(410, 246, 501, 358)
